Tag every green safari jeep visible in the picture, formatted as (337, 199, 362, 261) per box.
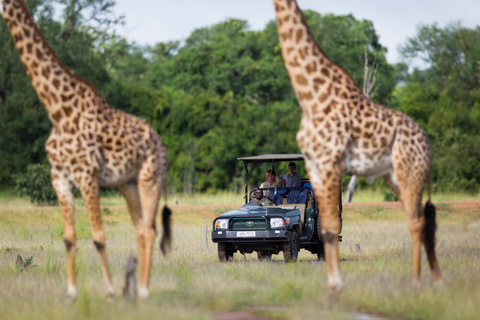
(211, 154, 342, 262)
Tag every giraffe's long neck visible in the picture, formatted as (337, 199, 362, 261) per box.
(273, 0, 362, 115)
(1, 0, 92, 126)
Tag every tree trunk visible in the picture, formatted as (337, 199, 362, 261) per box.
(345, 43, 378, 203)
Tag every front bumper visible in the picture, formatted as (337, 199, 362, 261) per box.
(212, 229, 287, 243)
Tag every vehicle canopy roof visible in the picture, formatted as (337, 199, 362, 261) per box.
(237, 154, 304, 164)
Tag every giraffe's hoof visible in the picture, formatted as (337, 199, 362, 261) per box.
(327, 284, 342, 301)
(433, 278, 444, 290)
(138, 287, 150, 299)
(326, 290, 341, 303)
(106, 286, 116, 302)
(412, 278, 421, 290)
(66, 285, 78, 302)
(327, 276, 343, 301)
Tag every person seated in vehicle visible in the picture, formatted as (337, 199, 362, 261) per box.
(259, 170, 283, 197)
(249, 189, 273, 206)
(280, 162, 301, 187)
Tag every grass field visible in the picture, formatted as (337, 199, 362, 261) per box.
(0, 190, 479, 320)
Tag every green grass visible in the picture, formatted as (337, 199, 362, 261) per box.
(2, 187, 478, 206)
(0, 192, 479, 319)
(346, 189, 480, 203)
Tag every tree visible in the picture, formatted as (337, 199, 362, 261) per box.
(394, 23, 480, 192)
(142, 13, 395, 192)
(1, 3, 398, 193)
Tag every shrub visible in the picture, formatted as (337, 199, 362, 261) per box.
(13, 163, 119, 206)
(14, 163, 57, 206)
(383, 190, 398, 202)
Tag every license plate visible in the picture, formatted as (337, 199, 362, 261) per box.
(237, 231, 255, 237)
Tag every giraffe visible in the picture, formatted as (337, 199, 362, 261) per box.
(1, 0, 171, 299)
(272, 0, 442, 295)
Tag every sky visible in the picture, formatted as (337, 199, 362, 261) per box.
(112, 0, 480, 64)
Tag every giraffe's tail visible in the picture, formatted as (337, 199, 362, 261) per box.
(423, 201, 437, 267)
(158, 139, 172, 256)
(159, 205, 172, 255)
(422, 172, 437, 268)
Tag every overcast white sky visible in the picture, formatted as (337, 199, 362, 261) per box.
(112, 0, 480, 64)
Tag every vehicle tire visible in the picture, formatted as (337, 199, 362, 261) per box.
(317, 241, 325, 261)
(257, 251, 272, 261)
(283, 231, 299, 262)
(218, 243, 234, 262)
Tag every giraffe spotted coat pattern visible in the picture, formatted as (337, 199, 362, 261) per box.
(273, 0, 441, 295)
(1, 0, 171, 299)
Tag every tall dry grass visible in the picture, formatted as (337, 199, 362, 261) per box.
(0, 193, 479, 319)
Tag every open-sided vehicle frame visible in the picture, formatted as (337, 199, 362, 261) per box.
(211, 154, 342, 262)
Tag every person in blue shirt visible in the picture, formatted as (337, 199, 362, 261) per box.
(280, 162, 301, 187)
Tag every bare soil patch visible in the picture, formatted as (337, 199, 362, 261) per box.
(211, 311, 271, 320)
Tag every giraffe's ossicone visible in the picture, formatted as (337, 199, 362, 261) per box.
(1, 0, 171, 299)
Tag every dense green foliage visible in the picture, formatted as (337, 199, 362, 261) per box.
(13, 163, 57, 205)
(0, 1, 478, 195)
(393, 22, 480, 192)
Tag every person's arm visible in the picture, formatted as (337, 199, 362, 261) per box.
(276, 177, 284, 187)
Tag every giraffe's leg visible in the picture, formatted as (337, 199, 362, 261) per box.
(404, 188, 424, 282)
(305, 157, 342, 295)
(389, 157, 429, 284)
(118, 181, 143, 229)
(51, 175, 77, 299)
(135, 157, 162, 298)
(78, 177, 114, 297)
(382, 173, 402, 203)
(384, 169, 441, 283)
(391, 151, 442, 284)
(384, 172, 421, 280)
(117, 182, 145, 290)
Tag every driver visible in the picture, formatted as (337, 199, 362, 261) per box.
(250, 189, 273, 206)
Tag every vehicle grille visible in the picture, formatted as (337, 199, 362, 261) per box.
(230, 217, 266, 231)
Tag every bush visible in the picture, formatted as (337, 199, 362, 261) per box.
(14, 163, 57, 206)
(13, 163, 119, 206)
(383, 190, 398, 202)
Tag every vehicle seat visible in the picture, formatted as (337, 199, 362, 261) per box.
(287, 188, 309, 204)
(286, 188, 309, 225)
(276, 203, 306, 224)
(270, 187, 289, 206)
(296, 203, 306, 224)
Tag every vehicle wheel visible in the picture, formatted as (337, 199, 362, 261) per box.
(317, 241, 325, 261)
(257, 251, 272, 261)
(283, 231, 299, 262)
(218, 243, 234, 262)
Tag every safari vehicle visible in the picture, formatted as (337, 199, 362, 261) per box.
(211, 154, 342, 262)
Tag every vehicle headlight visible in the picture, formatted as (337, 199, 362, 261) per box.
(270, 218, 285, 229)
(215, 219, 229, 230)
